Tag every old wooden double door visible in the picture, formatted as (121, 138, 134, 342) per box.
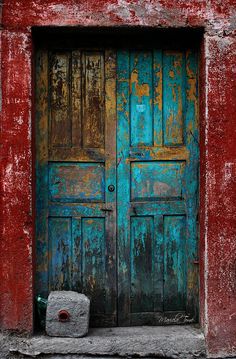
(36, 46, 199, 326)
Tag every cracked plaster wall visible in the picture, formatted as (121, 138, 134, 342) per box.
(0, 1, 235, 357)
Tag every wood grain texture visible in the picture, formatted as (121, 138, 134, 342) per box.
(130, 51, 153, 146)
(163, 215, 186, 311)
(35, 49, 49, 298)
(82, 217, 106, 314)
(36, 47, 199, 327)
(184, 49, 199, 319)
(117, 50, 131, 326)
(49, 217, 72, 290)
(117, 49, 199, 325)
(50, 53, 71, 147)
(72, 51, 82, 148)
(153, 50, 163, 146)
(82, 52, 104, 148)
(131, 216, 154, 313)
(163, 52, 184, 145)
(49, 162, 105, 202)
(36, 49, 116, 327)
(104, 50, 117, 315)
(131, 161, 185, 201)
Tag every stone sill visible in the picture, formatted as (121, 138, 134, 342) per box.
(8, 325, 205, 358)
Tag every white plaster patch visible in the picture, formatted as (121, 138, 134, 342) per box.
(27, 243, 32, 256)
(47, 3, 87, 23)
(221, 162, 236, 193)
(3, 163, 14, 192)
(15, 115, 24, 125)
(107, 0, 133, 21)
(224, 162, 234, 182)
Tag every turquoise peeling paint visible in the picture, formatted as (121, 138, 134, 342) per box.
(36, 48, 199, 326)
(49, 162, 105, 202)
(131, 161, 185, 201)
(117, 49, 199, 324)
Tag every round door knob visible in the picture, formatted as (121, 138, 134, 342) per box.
(108, 184, 115, 192)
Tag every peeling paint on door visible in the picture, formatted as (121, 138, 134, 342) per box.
(36, 46, 199, 327)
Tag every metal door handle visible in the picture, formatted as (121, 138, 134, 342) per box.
(108, 184, 115, 192)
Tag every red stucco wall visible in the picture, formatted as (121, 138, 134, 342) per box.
(0, 1, 235, 357)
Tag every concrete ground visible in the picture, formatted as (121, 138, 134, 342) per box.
(0, 325, 206, 359)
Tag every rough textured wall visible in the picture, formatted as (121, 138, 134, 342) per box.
(0, 29, 33, 332)
(0, 0, 235, 357)
(203, 34, 236, 358)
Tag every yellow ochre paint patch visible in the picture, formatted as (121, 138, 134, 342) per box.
(169, 70, 175, 78)
(130, 70, 150, 97)
(154, 70, 162, 110)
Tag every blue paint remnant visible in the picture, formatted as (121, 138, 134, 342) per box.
(36, 48, 199, 326)
(117, 49, 199, 324)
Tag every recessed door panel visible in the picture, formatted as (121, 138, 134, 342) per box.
(131, 161, 185, 201)
(49, 162, 105, 202)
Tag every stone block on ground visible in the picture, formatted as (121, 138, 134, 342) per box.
(46, 291, 90, 338)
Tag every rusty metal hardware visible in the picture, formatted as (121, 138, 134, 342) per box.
(108, 184, 115, 192)
(101, 208, 113, 212)
(58, 309, 70, 322)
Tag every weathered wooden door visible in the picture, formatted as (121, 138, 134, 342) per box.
(36, 50, 117, 326)
(117, 50, 199, 325)
(36, 46, 199, 327)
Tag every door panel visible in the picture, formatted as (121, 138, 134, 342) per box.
(36, 49, 117, 327)
(49, 217, 72, 290)
(130, 51, 153, 146)
(48, 162, 105, 202)
(163, 52, 184, 145)
(117, 49, 199, 325)
(163, 215, 186, 311)
(130, 216, 154, 313)
(36, 46, 198, 327)
(131, 161, 185, 201)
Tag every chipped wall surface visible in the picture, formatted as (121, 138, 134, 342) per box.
(0, 0, 235, 357)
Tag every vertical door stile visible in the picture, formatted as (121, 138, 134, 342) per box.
(36, 49, 49, 298)
(71, 217, 82, 292)
(49, 51, 71, 148)
(117, 51, 131, 326)
(71, 51, 82, 292)
(153, 50, 163, 147)
(72, 50, 82, 148)
(153, 50, 164, 315)
(153, 215, 164, 313)
(104, 50, 117, 319)
(185, 49, 199, 319)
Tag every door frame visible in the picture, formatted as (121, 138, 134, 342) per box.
(33, 27, 202, 328)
